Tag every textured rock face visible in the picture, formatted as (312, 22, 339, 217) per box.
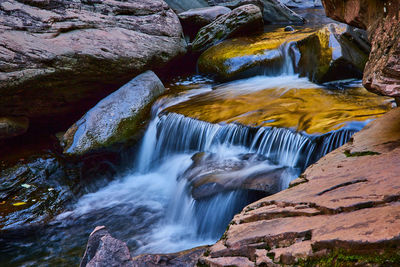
(322, 0, 400, 97)
(80, 226, 134, 267)
(63, 71, 165, 156)
(0, 117, 29, 140)
(199, 107, 400, 266)
(191, 4, 264, 52)
(0, 0, 185, 127)
(281, 0, 322, 9)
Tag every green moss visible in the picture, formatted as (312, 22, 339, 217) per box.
(344, 150, 381, 157)
(297, 249, 400, 267)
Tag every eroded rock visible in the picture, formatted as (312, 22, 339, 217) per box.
(0, 0, 185, 128)
(191, 4, 264, 52)
(322, 0, 400, 97)
(63, 71, 165, 156)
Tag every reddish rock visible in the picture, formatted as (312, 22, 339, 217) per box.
(322, 0, 400, 97)
(200, 108, 400, 265)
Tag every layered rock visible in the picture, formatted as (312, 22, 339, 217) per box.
(199, 107, 400, 266)
(0, 0, 186, 130)
(191, 4, 264, 52)
(322, 0, 400, 97)
(63, 71, 165, 156)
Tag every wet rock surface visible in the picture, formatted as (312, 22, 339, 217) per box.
(0, 153, 78, 230)
(63, 71, 165, 156)
(191, 4, 264, 52)
(297, 23, 369, 83)
(0, 0, 186, 128)
(199, 107, 400, 266)
(181, 152, 289, 199)
(322, 0, 400, 97)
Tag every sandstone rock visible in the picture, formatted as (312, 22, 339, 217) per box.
(322, 0, 400, 97)
(63, 71, 165, 156)
(200, 107, 400, 265)
(178, 6, 231, 38)
(297, 23, 369, 83)
(191, 4, 264, 52)
(80, 226, 134, 267)
(0, 0, 185, 128)
(0, 117, 29, 140)
(209, 0, 305, 24)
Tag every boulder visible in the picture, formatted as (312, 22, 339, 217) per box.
(0, 0, 185, 128)
(164, 0, 209, 13)
(200, 107, 400, 265)
(197, 27, 313, 80)
(178, 6, 231, 38)
(297, 23, 369, 83)
(0, 117, 29, 140)
(63, 71, 165, 156)
(181, 152, 288, 199)
(80, 226, 134, 267)
(322, 0, 400, 97)
(191, 4, 264, 52)
(209, 0, 305, 24)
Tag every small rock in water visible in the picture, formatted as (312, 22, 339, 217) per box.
(284, 25, 295, 32)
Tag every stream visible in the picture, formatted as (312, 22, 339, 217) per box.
(1, 10, 394, 267)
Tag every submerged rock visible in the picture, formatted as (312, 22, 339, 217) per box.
(297, 24, 369, 83)
(63, 71, 165, 156)
(200, 107, 400, 266)
(0, 117, 29, 140)
(322, 0, 400, 97)
(178, 6, 231, 38)
(181, 152, 288, 199)
(0, 0, 185, 129)
(191, 4, 264, 52)
(0, 154, 77, 230)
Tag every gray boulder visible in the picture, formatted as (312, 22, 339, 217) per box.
(63, 71, 165, 156)
(209, 0, 305, 24)
(191, 4, 264, 52)
(0, 0, 185, 129)
(178, 6, 231, 37)
(80, 226, 134, 267)
(280, 0, 322, 9)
